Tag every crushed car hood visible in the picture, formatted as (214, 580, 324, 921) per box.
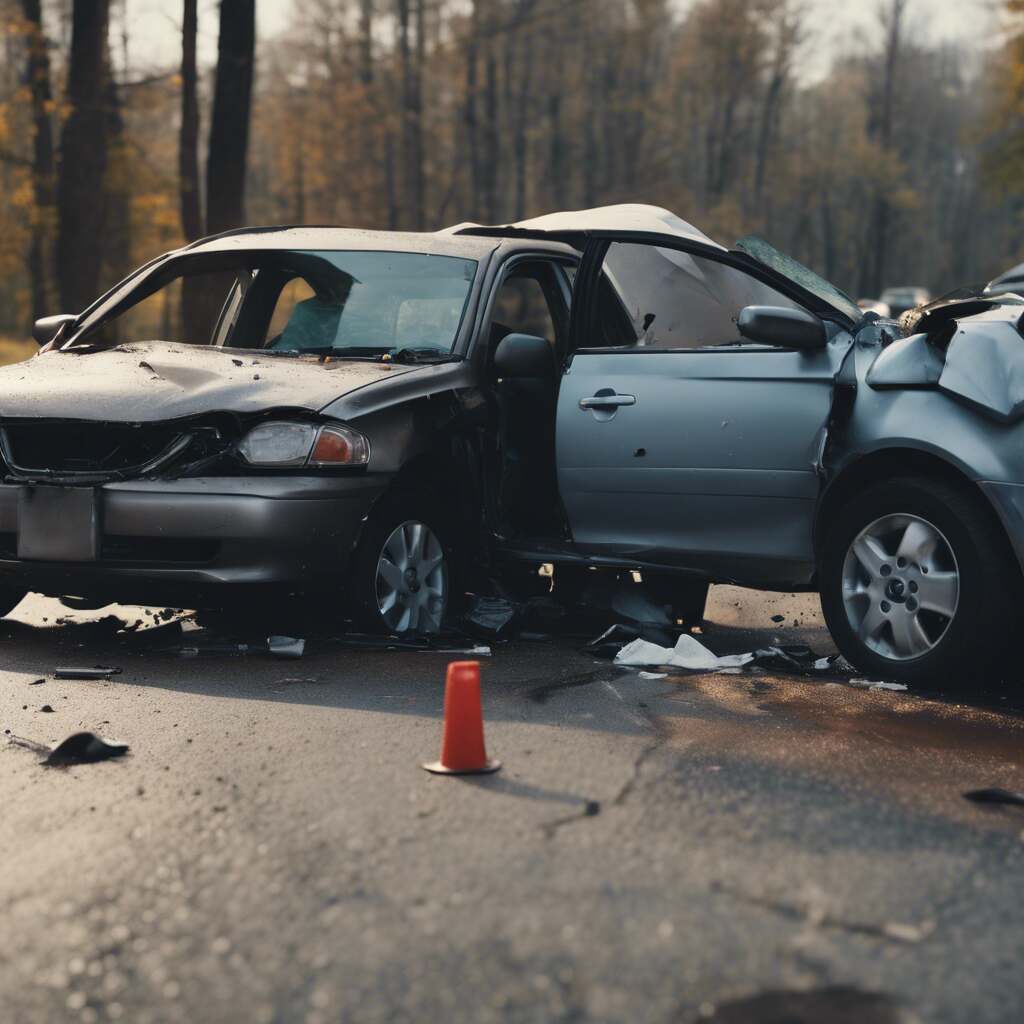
(0, 341, 417, 422)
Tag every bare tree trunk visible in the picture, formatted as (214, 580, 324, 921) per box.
(101, 65, 131, 339)
(395, 0, 424, 229)
(358, 0, 374, 86)
(384, 130, 399, 230)
(20, 0, 56, 323)
(511, 0, 536, 219)
(179, 0, 205, 340)
(464, 0, 481, 216)
(56, 0, 111, 314)
(481, 2, 499, 223)
(179, 0, 201, 241)
(863, 0, 907, 296)
(205, 0, 256, 235)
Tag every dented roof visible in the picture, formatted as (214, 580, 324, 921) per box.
(444, 203, 726, 250)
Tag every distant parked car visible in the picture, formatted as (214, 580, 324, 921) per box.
(880, 286, 931, 318)
(857, 298, 891, 318)
(2, 205, 1024, 684)
(984, 262, 1024, 296)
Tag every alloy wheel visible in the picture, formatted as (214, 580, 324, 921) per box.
(374, 520, 447, 634)
(841, 513, 960, 662)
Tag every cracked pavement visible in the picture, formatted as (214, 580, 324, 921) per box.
(1, 587, 1023, 1023)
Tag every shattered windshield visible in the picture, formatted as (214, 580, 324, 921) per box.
(78, 250, 478, 360)
(735, 235, 863, 324)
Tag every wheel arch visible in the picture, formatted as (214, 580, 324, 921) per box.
(815, 447, 1018, 570)
(355, 443, 485, 563)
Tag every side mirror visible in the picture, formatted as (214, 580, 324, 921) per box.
(33, 313, 76, 347)
(737, 306, 826, 351)
(493, 333, 555, 378)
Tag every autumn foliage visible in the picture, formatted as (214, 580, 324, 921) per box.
(0, 0, 1022, 342)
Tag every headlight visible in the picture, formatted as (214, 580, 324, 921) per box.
(237, 421, 369, 467)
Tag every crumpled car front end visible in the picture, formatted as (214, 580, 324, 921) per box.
(0, 344, 391, 608)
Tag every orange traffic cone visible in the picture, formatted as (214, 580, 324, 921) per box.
(422, 661, 501, 775)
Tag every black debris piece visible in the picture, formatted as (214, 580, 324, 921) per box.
(705, 986, 905, 1023)
(45, 732, 129, 767)
(750, 645, 820, 674)
(39, 705, 54, 713)
(30, 678, 45, 686)
(55, 666, 123, 680)
(963, 788, 1024, 808)
(771, 614, 786, 623)
(462, 595, 519, 639)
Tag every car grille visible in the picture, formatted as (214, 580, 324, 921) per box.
(1, 422, 190, 479)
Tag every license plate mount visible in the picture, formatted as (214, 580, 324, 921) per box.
(17, 486, 100, 562)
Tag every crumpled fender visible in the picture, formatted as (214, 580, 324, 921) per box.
(937, 318, 1024, 424)
(865, 333, 944, 389)
(864, 305, 1024, 424)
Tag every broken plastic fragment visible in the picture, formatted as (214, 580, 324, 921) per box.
(268, 636, 306, 659)
(849, 678, 907, 691)
(44, 732, 129, 766)
(54, 666, 122, 680)
(462, 595, 518, 638)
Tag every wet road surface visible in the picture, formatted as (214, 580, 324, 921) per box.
(1, 588, 1022, 1024)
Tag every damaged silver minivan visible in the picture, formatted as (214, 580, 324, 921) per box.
(2, 205, 1023, 682)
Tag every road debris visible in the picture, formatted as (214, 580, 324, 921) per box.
(614, 634, 754, 671)
(850, 679, 908, 692)
(963, 787, 1024, 808)
(268, 636, 306, 659)
(39, 705, 54, 713)
(54, 666, 123, 680)
(704, 986, 906, 1023)
(45, 731, 129, 767)
(462, 595, 519, 638)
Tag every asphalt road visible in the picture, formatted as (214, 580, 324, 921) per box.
(2, 587, 1023, 1024)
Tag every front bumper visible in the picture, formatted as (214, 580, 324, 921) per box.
(0, 475, 388, 605)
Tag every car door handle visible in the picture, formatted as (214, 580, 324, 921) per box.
(579, 394, 636, 410)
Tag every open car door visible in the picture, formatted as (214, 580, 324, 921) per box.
(458, 206, 861, 588)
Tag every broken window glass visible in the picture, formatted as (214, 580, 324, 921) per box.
(736, 234, 863, 324)
(587, 242, 802, 351)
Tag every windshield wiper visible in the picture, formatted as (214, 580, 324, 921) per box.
(282, 345, 453, 364)
(388, 347, 453, 364)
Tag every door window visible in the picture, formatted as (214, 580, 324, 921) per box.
(486, 260, 569, 364)
(586, 242, 802, 351)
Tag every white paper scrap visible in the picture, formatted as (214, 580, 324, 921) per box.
(614, 634, 755, 671)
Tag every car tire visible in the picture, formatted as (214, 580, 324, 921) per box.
(350, 493, 460, 635)
(0, 587, 27, 619)
(819, 476, 1017, 684)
